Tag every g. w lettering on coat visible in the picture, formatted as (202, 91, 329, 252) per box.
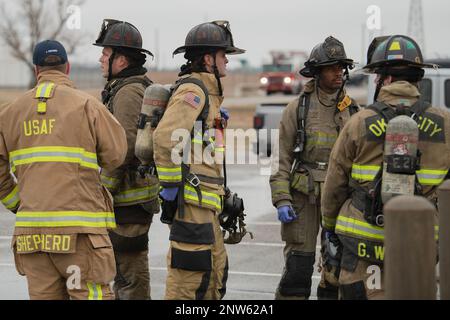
(23, 119, 56, 136)
(365, 112, 445, 143)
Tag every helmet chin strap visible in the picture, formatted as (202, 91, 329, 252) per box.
(333, 65, 350, 109)
(374, 72, 387, 102)
(211, 53, 223, 96)
(107, 48, 116, 81)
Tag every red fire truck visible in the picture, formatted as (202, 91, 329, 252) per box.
(259, 51, 308, 95)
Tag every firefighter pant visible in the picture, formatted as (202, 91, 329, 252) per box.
(165, 203, 228, 300)
(339, 248, 384, 300)
(111, 223, 152, 300)
(276, 192, 338, 300)
(13, 234, 115, 300)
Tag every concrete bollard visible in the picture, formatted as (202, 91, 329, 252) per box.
(384, 195, 436, 300)
(438, 180, 450, 300)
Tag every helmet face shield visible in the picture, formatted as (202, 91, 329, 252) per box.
(94, 19, 121, 46)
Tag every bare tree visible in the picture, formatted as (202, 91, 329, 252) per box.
(0, 0, 86, 87)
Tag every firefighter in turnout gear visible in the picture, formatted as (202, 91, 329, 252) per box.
(94, 19, 159, 300)
(321, 35, 446, 299)
(270, 36, 359, 300)
(153, 20, 245, 300)
(0, 40, 127, 299)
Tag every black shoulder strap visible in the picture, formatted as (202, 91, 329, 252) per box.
(172, 77, 210, 122)
(367, 101, 398, 123)
(113, 75, 153, 96)
(104, 76, 153, 110)
(293, 92, 311, 159)
(349, 99, 360, 116)
(368, 99, 431, 123)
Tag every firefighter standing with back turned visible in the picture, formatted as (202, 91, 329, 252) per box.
(93, 19, 159, 300)
(153, 20, 246, 300)
(321, 35, 448, 299)
(270, 36, 359, 300)
(0, 40, 127, 300)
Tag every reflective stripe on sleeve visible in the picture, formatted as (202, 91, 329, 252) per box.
(156, 166, 182, 183)
(1, 185, 20, 210)
(114, 184, 159, 204)
(351, 164, 381, 181)
(184, 184, 222, 211)
(416, 169, 448, 185)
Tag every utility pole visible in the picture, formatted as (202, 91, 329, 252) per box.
(407, 0, 425, 56)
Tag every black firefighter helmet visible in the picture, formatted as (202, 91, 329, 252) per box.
(362, 34, 435, 74)
(300, 36, 354, 78)
(173, 20, 245, 58)
(93, 19, 153, 57)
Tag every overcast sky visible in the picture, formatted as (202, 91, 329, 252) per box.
(2, 0, 450, 71)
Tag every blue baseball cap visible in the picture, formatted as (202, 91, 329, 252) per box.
(33, 40, 68, 66)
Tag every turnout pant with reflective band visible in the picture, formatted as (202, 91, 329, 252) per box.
(13, 234, 115, 300)
(276, 192, 337, 299)
(338, 246, 383, 300)
(110, 223, 152, 300)
(165, 203, 227, 300)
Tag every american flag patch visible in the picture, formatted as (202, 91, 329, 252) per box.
(184, 92, 201, 108)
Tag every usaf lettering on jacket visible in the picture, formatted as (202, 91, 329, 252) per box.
(23, 119, 56, 136)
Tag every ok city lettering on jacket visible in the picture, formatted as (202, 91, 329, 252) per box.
(365, 113, 445, 142)
(15, 234, 75, 253)
(23, 119, 56, 136)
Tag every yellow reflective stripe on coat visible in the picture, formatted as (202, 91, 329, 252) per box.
(337, 215, 439, 241)
(192, 130, 203, 145)
(9, 146, 98, 172)
(156, 166, 182, 183)
(184, 184, 222, 211)
(100, 174, 120, 190)
(335, 215, 384, 241)
(416, 169, 448, 185)
(15, 211, 116, 228)
(114, 185, 159, 204)
(351, 164, 381, 181)
(271, 180, 290, 195)
(306, 131, 338, 147)
(35, 82, 55, 99)
(35, 82, 55, 113)
(87, 282, 103, 300)
(322, 215, 337, 230)
(1, 185, 20, 210)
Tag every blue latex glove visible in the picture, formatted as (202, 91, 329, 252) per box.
(277, 205, 298, 223)
(220, 107, 229, 120)
(160, 187, 179, 201)
(325, 230, 335, 240)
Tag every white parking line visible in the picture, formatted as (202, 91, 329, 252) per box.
(0, 263, 321, 283)
(238, 241, 283, 247)
(246, 222, 279, 226)
(149, 266, 320, 280)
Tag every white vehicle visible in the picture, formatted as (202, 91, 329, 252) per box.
(366, 59, 450, 108)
